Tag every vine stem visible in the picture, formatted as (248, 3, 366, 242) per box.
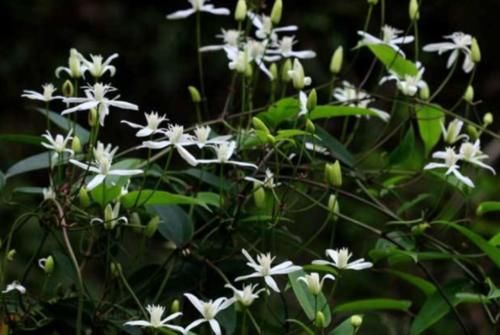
(196, 11, 207, 117)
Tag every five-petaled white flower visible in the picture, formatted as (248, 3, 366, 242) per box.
(235, 249, 302, 293)
(2, 281, 26, 295)
(70, 143, 143, 191)
(62, 83, 139, 127)
(248, 12, 298, 43)
(200, 29, 242, 52)
(380, 62, 427, 96)
(225, 283, 265, 307)
(441, 119, 468, 144)
(81, 53, 119, 78)
(298, 272, 335, 295)
(268, 36, 316, 59)
(182, 293, 234, 335)
(459, 140, 496, 175)
(423, 32, 475, 73)
(245, 39, 280, 79)
(124, 304, 182, 329)
(42, 129, 74, 162)
(196, 141, 258, 169)
(333, 81, 389, 122)
(424, 147, 474, 187)
(22, 83, 60, 102)
(313, 248, 373, 271)
(193, 125, 232, 148)
(122, 112, 168, 137)
(167, 0, 230, 20)
(244, 169, 280, 189)
(55, 48, 85, 79)
(358, 25, 414, 55)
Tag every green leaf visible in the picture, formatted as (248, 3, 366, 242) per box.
(396, 194, 432, 216)
(37, 108, 90, 143)
(256, 98, 299, 128)
(334, 299, 412, 313)
(181, 168, 231, 191)
(476, 201, 500, 216)
(0, 134, 42, 147)
(385, 269, 436, 297)
(13, 187, 44, 194)
(148, 205, 193, 246)
(367, 44, 418, 77)
(288, 270, 332, 326)
(310, 106, 380, 120)
(315, 126, 354, 167)
(389, 126, 415, 165)
(416, 105, 444, 155)
(328, 318, 356, 335)
(121, 190, 217, 210)
(6, 152, 51, 178)
(437, 221, 500, 267)
(0, 171, 5, 191)
(90, 184, 122, 206)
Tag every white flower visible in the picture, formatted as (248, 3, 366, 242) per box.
(268, 36, 316, 59)
(225, 47, 250, 73)
(81, 53, 118, 78)
(244, 169, 280, 189)
(245, 39, 280, 79)
(235, 248, 302, 293)
(196, 141, 258, 169)
(167, 0, 230, 20)
(41, 129, 74, 161)
(193, 125, 232, 148)
(459, 140, 496, 174)
(93, 141, 119, 162)
(225, 283, 265, 307)
(313, 248, 373, 271)
(22, 83, 60, 102)
(124, 304, 182, 329)
(333, 81, 389, 122)
(441, 119, 468, 144)
(297, 272, 335, 295)
(122, 112, 168, 137)
(70, 144, 143, 191)
(357, 25, 414, 55)
(43, 187, 56, 201)
(55, 48, 85, 78)
(424, 147, 474, 187)
(62, 83, 139, 127)
(248, 12, 298, 43)
(182, 293, 234, 335)
(423, 32, 475, 73)
(200, 29, 242, 52)
(380, 62, 427, 96)
(298, 91, 309, 116)
(288, 59, 312, 89)
(2, 281, 26, 295)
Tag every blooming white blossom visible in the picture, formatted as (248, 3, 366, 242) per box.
(333, 81, 389, 122)
(200, 29, 242, 52)
(441, 119, 468, 144)
(245, 39, 280, 79)
(235, 249, 302, 293)
(459, 140, 496, 174)
(21, 83, 60, 102)
(225, 47, 250, 73)
(297, 272, 335, 295)
(93, 141, 118, 162)
(196, 141, 258, 169)
(313, 248, 373, 271)
(244, 169, 280, 189)
(423, 147, 474, 187)
(268, 36, 316, 59)
(81, 53, 118, 78)
(225, 283, 265, 307)
(55, 48, 85, 78)
(248, 12, 297, 43)
(43, 187, 56, 201)
(182, 293, 234, 335)
(167, 0, 230, 20)
(192, 125, 232, 148)
(62, 83, 139, 127)
(2, 281, 26, 295)
(124, 304, 182, 329)
(423, 32, 475, 73)
(122, 112, 168, 137)
(41, 129, 74, 161)
(358, 25, 414, 55)
(380, 62, 427, 96)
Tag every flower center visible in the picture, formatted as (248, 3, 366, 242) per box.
(202, 303, 216, 320)
(337, 249, 351, 268)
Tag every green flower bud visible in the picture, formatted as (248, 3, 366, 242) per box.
(325, 161, 342, 187)
(188, 86, 201, 104)
(307, 89, 317, 111)
(88, 108, 98, 127)
(62, 80, 74, 97)
(252, 117, 270, 135)
(253, 182, 266, 209)
(483, 113, 493, 126)
(330, 46, 344, 74)
(281, 59, 292, 83)
(266, 134, 276, 144)
(411, 223, 430, 236)
(144, 216, 160, 238)
(270, 63, 278, 81)
(110, 262, 122, 278)
(409, 0, 420, 21)
(463, 85, 474, 104)
(314, 311, 326, 329)
(367, 0, 379, 5)
(69, 48, 82, 78)
(466, 125, 479, 140)
(419, 82, 430, 100)
(471, 37, 481, 63)
(39, 255, 55, 275)
(71, 136, 82, 154)
(270, 0, 283, 25)
(351, 315, 363, 328)
(305, 119, 316, 133)
(328, 194, 340, 221)
(104, 204, 114, 230)
(291, 59, 307, 90)
(79, 187, 90, 208)
(7, 249, 16, 261)
(171, 299, 181, 314)
(235, 0, 247, 22)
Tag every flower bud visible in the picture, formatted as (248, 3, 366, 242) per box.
(171, 299, 181, 313)
(39, 255, 55, 275)
(463, 85, 474, 104)
(266, 134, 276, 144)
(330, 46, 344, 74)
(409, 0, 420, 21)
(88, 108, 98, 127)
(144, 216, 160, 238)
(104, 204, 114, 230)
(252, 117, 270, 135)
(314, 311, 326, 329)
(411, 223, 430, 236)
(419, 82, 430, 100)
(307, 89, 317, 111)
(471, 38, 481, 63)
(305, 119, 316, 133)
(367, 0, 379, 5)
(325, 161, 342, 187)
(466, 125, 479, 140)
(188, 86, 201, 104)
(270, 63, 278, 82)
(7, 249, 16, 261)
(290, 59, 307, 90)
(328, 194, 340, 221)
(235, 0, 247, 22)
(71, 136, 82, 154)
(351, 315, 363, 328)
(253, 182, 266, 209)
(281, 59, 292, 82)
(69, 48, 82, 78)
(483, 112, 493, 126)
(79, 187, 90, 208)
(270, 0, 283, 25)
(62, 80, 74, 97)
(110, 262, 122, 278)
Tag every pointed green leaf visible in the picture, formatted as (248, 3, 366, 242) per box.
(389, 126, 415, 165)
(121, 190, 218, 210)
(476, 201, 500, 216)
(37, 108, 90, 143)
(416, 105, 444, 155)
(148, 205, 193, 247)
(0, 134, 42, 147)
(6, 152, 51, 178)
(315, 126, 354, 167)
(257, 98, 299, 128)
(367, 44, 418, 77)
(385, 269, 436, 297)
(333, 299, 412, 313)
(328, 317, 356, 335)
(310, 106, 380, 120)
